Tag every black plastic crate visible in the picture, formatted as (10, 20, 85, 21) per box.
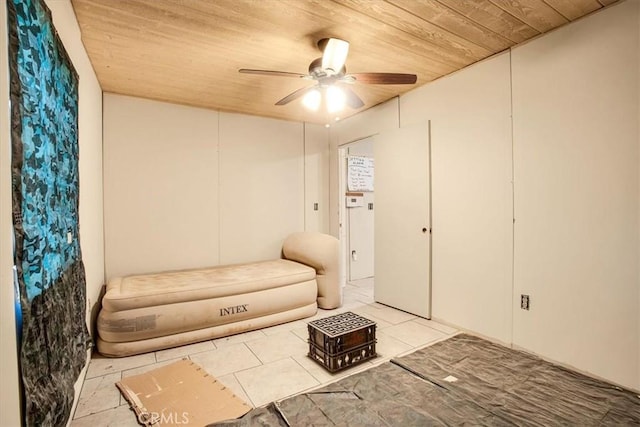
(307, 312, 377, 372)
(308, 340, 377, 372)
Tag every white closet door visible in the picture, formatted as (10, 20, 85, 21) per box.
(373, 123, 431, 318)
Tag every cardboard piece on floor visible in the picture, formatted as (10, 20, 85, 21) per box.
(116, 359, 251, 426)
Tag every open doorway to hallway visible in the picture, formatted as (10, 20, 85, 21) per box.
(338, 137, 375, 286)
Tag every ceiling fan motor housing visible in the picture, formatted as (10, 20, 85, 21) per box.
(309, 58, 346, 82)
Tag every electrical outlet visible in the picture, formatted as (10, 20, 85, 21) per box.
(520, 294, 530, 310)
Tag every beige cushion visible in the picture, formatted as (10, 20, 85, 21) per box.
(283, 232, 341, 309)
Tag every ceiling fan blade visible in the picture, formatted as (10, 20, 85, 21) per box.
(321, 38, 349, 75)
(341, 86, 365, 109)
(239, 69, 307, 78)
(350, 73, 417, 84)
(275, 86, 315, 106)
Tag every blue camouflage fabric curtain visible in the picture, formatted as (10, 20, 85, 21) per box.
(7, 0, 91, 424)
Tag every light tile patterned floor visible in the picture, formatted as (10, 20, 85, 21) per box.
(71, 278, 458, 425)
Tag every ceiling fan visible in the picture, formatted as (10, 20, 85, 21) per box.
(239, 38, 417, 112)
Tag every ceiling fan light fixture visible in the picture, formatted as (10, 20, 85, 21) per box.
(321, 38, 349, 75)
(302, 88, 321, 111)
(326, 85, 346, 113)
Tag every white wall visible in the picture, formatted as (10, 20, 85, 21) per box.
(331, 0, 639, 390)
(0, 2, 20, 424)
(400, 52, 513, 343)
(0, 1, 104, 425)
(333, 100, 400, 147)
(104, 95, 327, 279)
(219, 113, 304, 264)
(512, 0, 639, 389)
(104, 95, 220, 277)
(304, 123, 330, 233)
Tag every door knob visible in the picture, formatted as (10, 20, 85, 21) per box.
(422, 227, 427, 233)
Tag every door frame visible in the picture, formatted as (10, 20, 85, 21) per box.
(338, 136, 376, 288)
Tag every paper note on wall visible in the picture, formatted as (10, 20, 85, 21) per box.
(348, 156, 374, 192)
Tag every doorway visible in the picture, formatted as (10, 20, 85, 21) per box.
(338, 137, 375, 286)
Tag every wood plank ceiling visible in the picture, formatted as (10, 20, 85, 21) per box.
(71, 0, 618, 125)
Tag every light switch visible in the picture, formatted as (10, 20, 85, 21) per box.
(346, 196, 364, 208)
(67, 232, 72, 244)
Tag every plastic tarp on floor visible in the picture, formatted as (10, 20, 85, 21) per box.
(212, 334, 640, 426)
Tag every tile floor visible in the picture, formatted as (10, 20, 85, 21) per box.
(70, 278, 458, 426)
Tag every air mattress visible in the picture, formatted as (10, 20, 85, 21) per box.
(96, 232, 340, 357)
